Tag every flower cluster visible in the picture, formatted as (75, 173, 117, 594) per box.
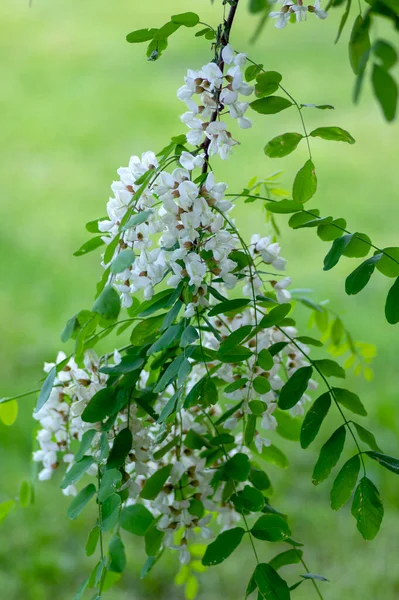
(32, 351, 105, 493)
(99, 149, 240, 314)
(33, 293, 317, 564)
(270, 0, 328, 28)
(178, 44, 253, 160)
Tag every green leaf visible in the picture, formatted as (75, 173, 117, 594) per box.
(318, 218, 347, 241)
(200, 377, 218, 407)
(141, 465, 173, 500)
(61, 456, 94, 489)
(295, 335, 323, 347)
(154, 355, 185, 393)
(330, 455, 361, 510)
(171, 12, 200, 27)
(278, 366, 313, 410)
(257, 348, 274, 371)
(372, 63, 398, 122)
(85, 218, 107, 233)
(376, 247, 399, 278)
(351, 477, 384, 540)
(120, 504, 154, 536)
(67, 484, 96, 520)
(98, 469, 122, 502)
(345, 254, 382, 295)
(251, 514, 291, 542)
(253, 376, 271, 395)
(255, 444, 289, 469)
(218, 346, 253, 363)
(332, 387, 367, 416)
(349, 15, 371, 75)
(342, 233, 371, 258)
(103, 234, 119, 265)
(208, 298, 250, 317)
(249, 467, 271, 491)
(301, 103, 335, 110)
(73, 236, 105, 257)
(147, 323, 181, 355)
(19, 481, 32, 508)
(245, 63, 264, 81)
(385, 277, 399, 324)
(323, 234, 354, 271)
(231, 485, 265, 513)
(0, 399, 18, 426)
(109, 536, 126, 573)
(92, 285, 121, 321)
(35, 366, 56, 413)
(131, 314, 164, 346)
(180, 325, 199, 347)
(264, 200, 302, 214)
(100, 355, 144, 375)
(373, 39, 397, 70)
(264, 133, 303, 158)
(300, 392, 331, 449)
(85, 526, 100, 557)
(126, 28, 157, 43)
(81, 388, 120, 423)
(335, 0, 352, 43)
(314, 359, 345, 379)
(309, 126, 355, 144)
(102, 493, 121, 531)
(365, 451, 399, 475)
(0, 500, 15, 525)
(145, 524, 165, 557)
(245, 415, 257, 447)
(275, 410, 301, 441)
(259, 304, 291, 328)
(292, 160, 317, 204)
(110, 249, 135, 274)
(269, 549, 303, 571)
(107, 428, 133, 469)
(250, 96, 293, 115)
(219, 325, 253, 352)
(221, 453, 251, 482)
(312, 426, 346, 485)
(255, 71, 282, 97)
(352, 422, 381, 452)
(122, 209, 153, 231)
(254, 563, 291, 600)
(202, 527, 246, 566)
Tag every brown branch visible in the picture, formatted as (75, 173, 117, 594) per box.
(201, 0, 240, 174)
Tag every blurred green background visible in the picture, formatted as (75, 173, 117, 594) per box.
(1, 0, 399, 598)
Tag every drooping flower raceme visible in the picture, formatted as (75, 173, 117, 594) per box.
(269, 0, 328, 28)
(178, 44, 253, 160)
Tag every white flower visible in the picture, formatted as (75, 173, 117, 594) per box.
(179, 151, 205, 171)
(292, 2, 308, 21)
(221, 44, 235, 65)
(269, 9, 292, 28)
(273, 277, 292, 304)
(311, 0, 328, 18)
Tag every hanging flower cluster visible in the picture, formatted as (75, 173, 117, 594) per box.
(270, 0, 328, 29)
(178, 44, 253, 160)
(10, 8, 388, 600)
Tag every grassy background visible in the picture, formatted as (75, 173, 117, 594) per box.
(1, 0, 399, 598)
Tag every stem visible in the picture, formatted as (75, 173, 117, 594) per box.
(244, 56, 312, 159)
(97, 468, 106, 597)
(226, 193, 399, 268)
(0, 389, 41, 405)
(202, 0, 241, 173)
(195, 309, 260, 564)
(299, 554, 326, 600)
(274, 324, 367, 476)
